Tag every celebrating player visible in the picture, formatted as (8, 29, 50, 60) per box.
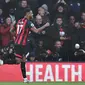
(0, 8, 50, 83)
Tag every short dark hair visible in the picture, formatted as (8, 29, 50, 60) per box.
(24, 8, 31, 15)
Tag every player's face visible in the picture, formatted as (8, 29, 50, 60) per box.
(26, 11, 33, 20)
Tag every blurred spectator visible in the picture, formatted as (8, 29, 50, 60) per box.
(78, 12, 85, 43)
(56, 17, 71, 61)
(50, 0, 69, 24)
(53, 17, 69, 41)
(35, 40, 47, 61)
(15, 0, 30, 21)
(0, 17, 13, 47)
(0, 42, 16, 64)
(67, 15, 77, 61)
(33, 14, 50, 49)
(68, 15, 76, 38)
(80, 0, 85, 12)
(27, 52, 36, 62)
(46, 17, 70, 61)
(67, 0, 81, 20)
(27, 0, 39, 16)
(80, 12, 85, 26)
(52, 40, 63, 61)
(71, 22, 81, 52)
(0, 8, 5, 46)
(69, 15, 76, 25)
(41, 4, 49, 16)
(29, 15, 44, 46)
(74, 43, 85, 61)
(38, 0, 54, 14)
(3, 0, 17, 18)
(37, 6, 50, 24)
(9, 8, 16, 23)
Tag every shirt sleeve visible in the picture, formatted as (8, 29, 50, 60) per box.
(27, 21, 35, 29)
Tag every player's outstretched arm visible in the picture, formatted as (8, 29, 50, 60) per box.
(31, 22, 50, 33)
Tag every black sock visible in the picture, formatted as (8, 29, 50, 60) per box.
(20, 62, 26, 78)
(3, 59, 16, 64)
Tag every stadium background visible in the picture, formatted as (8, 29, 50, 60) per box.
(0, 0, 85, 84)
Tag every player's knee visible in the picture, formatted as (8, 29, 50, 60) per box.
(22, 57, 26, 62)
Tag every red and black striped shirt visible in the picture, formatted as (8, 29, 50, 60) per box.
(15, 18, 34, 45)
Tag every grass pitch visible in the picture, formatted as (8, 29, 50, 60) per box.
(0, 82, 85, 85)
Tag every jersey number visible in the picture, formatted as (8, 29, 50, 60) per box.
(17, 24, 23, 34)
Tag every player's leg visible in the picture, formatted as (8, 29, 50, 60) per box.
(20, 45, 29, 83)
(15, 45, 29, 83)
(20, 56, 29, 83)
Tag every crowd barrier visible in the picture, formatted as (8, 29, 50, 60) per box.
(0, 62, 85, 82)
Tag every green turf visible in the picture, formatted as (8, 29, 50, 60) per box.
(0, 82, 85, 85)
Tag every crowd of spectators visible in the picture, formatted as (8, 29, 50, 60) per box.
(0, 0, 85, 62)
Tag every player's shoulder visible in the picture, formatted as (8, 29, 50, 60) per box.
(27, 20, 35, 27)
